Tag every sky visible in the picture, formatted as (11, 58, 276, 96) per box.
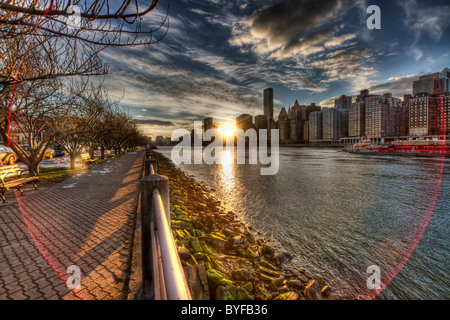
(99, 0, 450, 138)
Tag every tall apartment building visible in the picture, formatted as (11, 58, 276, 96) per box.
(408, 68, 450, 136)
(337, 109, 349, 138)
(443, 93, 450, 135)
(322, 107, 339, 140)
(254, 115, 267, 131)
(334, 95, 352, 110)
(264, 88, 274, 123)
(278, 100, 320, 144)
(408, 93, 440, 136)
(309, 111, 323, 140)
(365, 93, 402, 139)
(278, 107, 290, 143)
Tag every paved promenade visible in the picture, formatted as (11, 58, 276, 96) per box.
(0, 150, 144, 300)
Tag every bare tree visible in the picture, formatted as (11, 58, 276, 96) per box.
(0, 1, 168, 90)
(0, 77, 79, 174)
(54, 78, 107, 170)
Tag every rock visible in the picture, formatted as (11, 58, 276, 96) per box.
(215, 286, 233, 300)
(231, 235, 249, 249)
(243, 247, 258, 259)
(215, 284, 251, 300)
(259, 272, 278, 283)
(206, 269, 232, 290)
(287, 280, 304, 290)
(190, 237, 203, 253)
(259, 265, 280, 278)
(183, 264, 210, 300)
(274, 292, 299, 300)
(267, 280, 277, 292)
(304, 279, 321, 300)
(255, 285, 272, 300)
(178, 247, 190, 260)
(207, 234, 227, 251)
(298, 267, 305, 274)
(321, 285, 332, 297)
(231, 268, 251, 281)
(261, 243, 275, 258)
(275, 252, 293, 266)
(260, 260, 277, 271)
(172, 220, 192, 230)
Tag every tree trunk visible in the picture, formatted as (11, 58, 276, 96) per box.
(89, 142, 94, 159)
(100, 145, 105, 159)
(29, 163, 39, 176)
(70, 155, 77, 170)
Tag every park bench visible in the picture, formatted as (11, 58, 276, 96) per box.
(0, 165, 39, 203)
(80, 153, 97, 167)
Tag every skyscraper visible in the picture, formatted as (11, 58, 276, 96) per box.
(364, 93, 401, 139)
(322, 107, 339, 140)
(264, 88, 274, 122)
(349, 90, 369, 137)
(334, 95, 352, 110)
(409, 93, 440, 136)
(309, 111, 323, 141)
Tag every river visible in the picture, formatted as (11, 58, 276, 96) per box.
(156, 146, 449, 300)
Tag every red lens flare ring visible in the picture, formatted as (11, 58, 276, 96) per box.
(4, 1, 447, 300)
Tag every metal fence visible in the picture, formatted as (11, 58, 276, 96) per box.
(140, 150, 192, 300)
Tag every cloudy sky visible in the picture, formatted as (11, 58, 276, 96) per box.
(100, 0, 450, 138)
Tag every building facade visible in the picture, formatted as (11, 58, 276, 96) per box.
(322, 107, 339, 140)
(264, 88, 274, 123)
(308, 111, 323, 141)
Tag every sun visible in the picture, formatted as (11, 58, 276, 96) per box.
(218, 124, 236, 137)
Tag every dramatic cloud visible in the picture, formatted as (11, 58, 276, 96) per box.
(96, 0, 449, 137)
(230, 0, 362, 58)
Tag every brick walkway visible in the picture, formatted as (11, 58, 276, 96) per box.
(0, 150, 144, 300)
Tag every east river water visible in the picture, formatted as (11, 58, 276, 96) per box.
(156, 146, 449, 299)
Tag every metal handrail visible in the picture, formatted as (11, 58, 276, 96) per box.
(152, 189, 192, 300)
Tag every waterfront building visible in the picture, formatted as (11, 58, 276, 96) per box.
(400, 95, 411, 137)
(337, 108, 349, 138)
(278, 107, 290, 143)
(303, 121, 309, 142)
(290, 119, 304, 144)
(309, 111, 323, 141)
(408, 93, 440, 136)
(264, 88, 274, 123)
(334, 95, 352, 110)
(236, 113, 253, 131)
(444, 93, 450, 135)
(322, 107, 339, 140)
(413, 68, 450, 96)
(365, 93, 402, 139)
(254, 115, 267, 131)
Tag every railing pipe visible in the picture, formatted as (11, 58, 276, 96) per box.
(152, 190, 192, 300)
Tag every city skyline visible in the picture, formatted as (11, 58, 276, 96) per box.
(99, 0, 450, 137)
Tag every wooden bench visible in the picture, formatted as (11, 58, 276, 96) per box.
(0, 165, 39, 203)
(80, 153, 97, 167)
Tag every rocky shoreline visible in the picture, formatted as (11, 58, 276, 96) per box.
(154, 152, 342, 300)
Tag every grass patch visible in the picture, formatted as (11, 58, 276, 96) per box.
(37, 167, 86, 187)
